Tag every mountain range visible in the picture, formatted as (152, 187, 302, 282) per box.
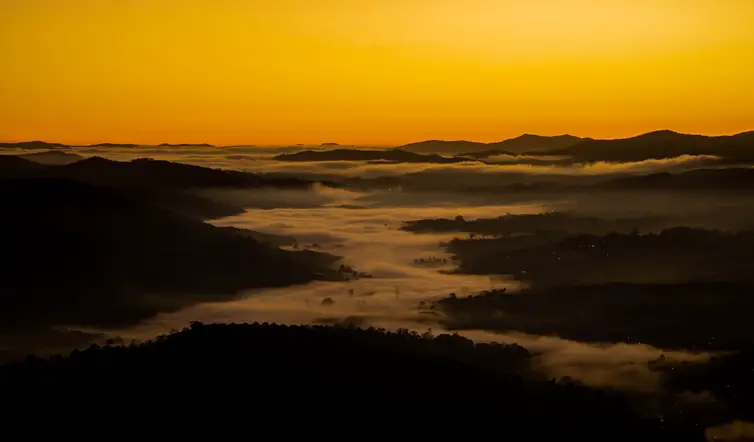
(0, 155, 310, 191)
(400, 134, 584, 155)
(0, 155, 320, 219)
(399, 130, 754, 161)
(0, 141, 216, 149)
(3, 130, 753, 162)
(273, 148, 474, 163)
(549, 130, 754, 162)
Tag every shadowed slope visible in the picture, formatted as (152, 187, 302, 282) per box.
(0, 323, 701, 441)
(0, 178, 340, 331)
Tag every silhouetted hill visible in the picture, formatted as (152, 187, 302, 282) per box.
(41, 156, 311, 191)
(401, 135, 584, 155)
(0, 322, 701, 441)
(121, 187, 252, 220)
(456, 148, 518, 158)
(17, 150, 84, 165)
(598, 167, 754, 191)
(85, 142, 140, 148)
(157, 143, 215, 147)
(553, 130, 754, 162)
(403, 212, 670, 236)
(398, 140, 489, 154)
(0, 141, 68, 149)
(489, 134, 585, 153)
(436, 282, 754, 350)
(218, 226, 298, 247)
(0, 178, 341, 333)
(446, 227, 754, 286)
(3, 141, 217, 149)
(663, 348, 754, 422)
(0, 156, 325, 219)
(0, 155, 46, 178)
(273, 148, 472, 164)
(401, 131, 754, 160)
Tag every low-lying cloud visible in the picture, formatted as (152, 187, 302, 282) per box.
(66, 146, 724, 180)
(705, 421, 754, 441)
(102, 197, 707, 391)
(197, 183, 365, 210)
(237, 155, 723, 179)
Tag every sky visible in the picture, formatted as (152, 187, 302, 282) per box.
(1, 0, 753, 145)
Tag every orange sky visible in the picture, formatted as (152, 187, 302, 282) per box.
(1, 0, 753, 145)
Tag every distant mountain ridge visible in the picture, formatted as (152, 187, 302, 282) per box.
(3, 130, 753, 162)
(549, 130, 754, 162)
(491, 134, 586, 153)
(399, 131, 754, 161)
(399, 140, 490, 154)
(598, 167, 754, 191)
(273, 148, 475, 164)
(0, 155, 319, 219)
(0, 141, 70, 150)
(0, 141, 215, 149)
(400, 134, 586, 154)
(158, 143, 215, 147)
(16, 150, 84, 165)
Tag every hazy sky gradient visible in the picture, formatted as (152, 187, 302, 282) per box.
(2, 0, 753, 145)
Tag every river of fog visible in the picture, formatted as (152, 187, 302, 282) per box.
(110, 187, 706, 391)
(119, 193, 535, 336)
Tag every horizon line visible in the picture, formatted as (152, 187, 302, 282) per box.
(2, 128, 752, 148)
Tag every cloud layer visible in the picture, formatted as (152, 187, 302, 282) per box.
(29, 145, 724, 179)
(107, 197, 706, 391)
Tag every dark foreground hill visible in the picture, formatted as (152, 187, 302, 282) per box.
(0, 155, 47, 177)
(662, 348, 754, 423)
(0, 178, 340, 333)
(0, 322, 701, 440)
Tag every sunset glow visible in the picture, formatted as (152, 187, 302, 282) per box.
(2, 0, 753, 145)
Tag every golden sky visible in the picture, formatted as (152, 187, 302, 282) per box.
(1, 0, 753, 145)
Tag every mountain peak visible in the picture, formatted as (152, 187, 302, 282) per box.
(514, 133, 579, 139)
(491, 134, 584, 153)
(642, 129, 681, 137)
